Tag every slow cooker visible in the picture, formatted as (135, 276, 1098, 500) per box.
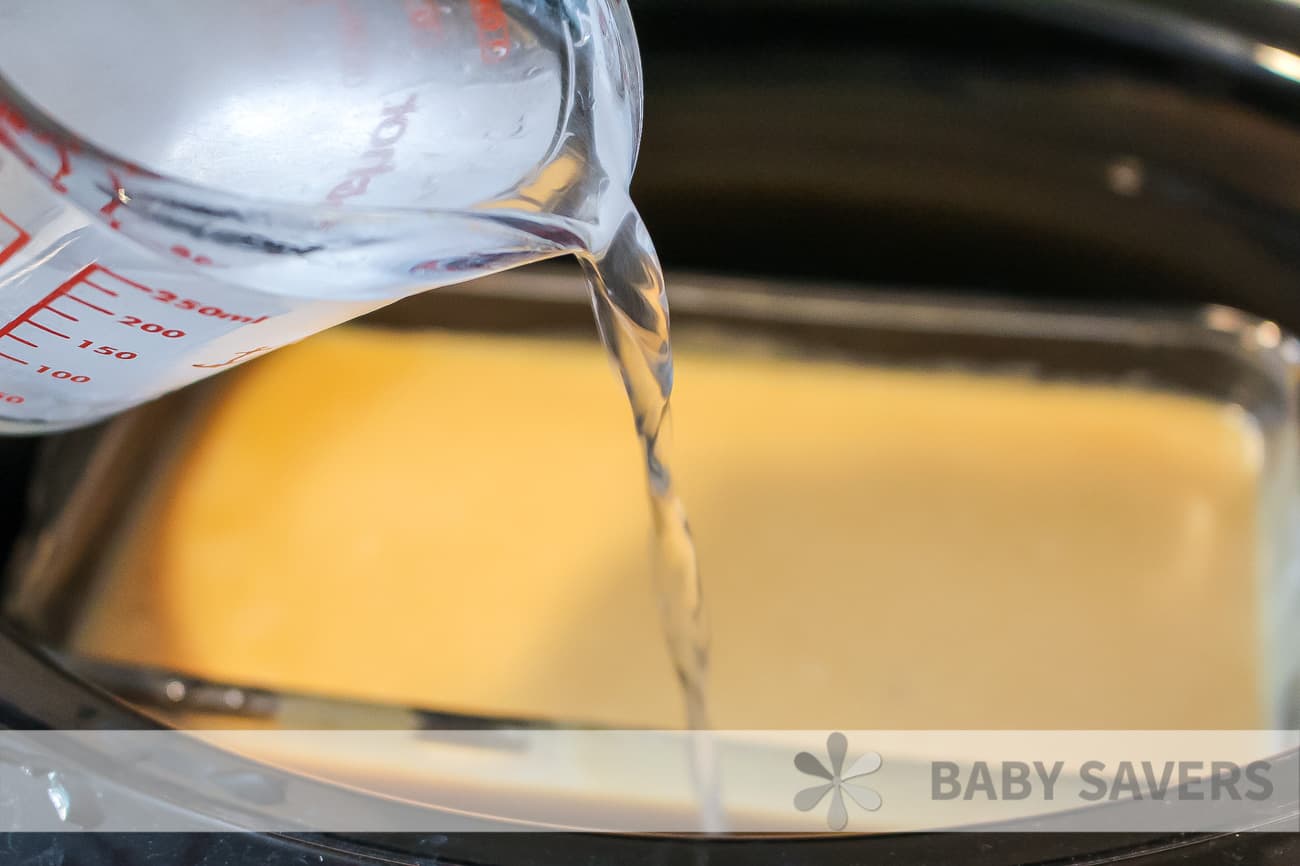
(0, 0, 1298, 863)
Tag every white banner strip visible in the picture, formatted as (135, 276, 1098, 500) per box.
(0, 730, 1294, 833)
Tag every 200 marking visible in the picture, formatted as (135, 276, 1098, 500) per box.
(120, 317, 185, 338)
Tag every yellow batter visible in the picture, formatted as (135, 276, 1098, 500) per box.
(75, 325, 1265, 729)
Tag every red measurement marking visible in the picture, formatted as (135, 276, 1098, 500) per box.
(192, 346, 272, 369)
(0, 103, 76, 193)
(28, 321, 68, 339)
(471, 0, 511, 62)
(0, 104, 26, 134)
(100, 171, 125, 231)
(65, 264, 153, 295)
(51, 149, 73, 191)
(0, 264, 120, 363)
(46, 308, 77, 322)
(170, 245, 213, 266)
(82, 279, 119, 297)
(0, 104, 137, 235)
(0, 352, 27, 366)
(60, 264, 260, 324)
(405, 0, 443, 35)
(4, 334, 36, 348)
(0, 210, 29, 267)
(65, 295, 113, 315)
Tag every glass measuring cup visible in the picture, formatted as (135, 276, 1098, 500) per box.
(0, 0, 643, 433)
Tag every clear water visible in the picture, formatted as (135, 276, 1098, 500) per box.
(0, 0, 717, 826)
(578, 207, 720, 828)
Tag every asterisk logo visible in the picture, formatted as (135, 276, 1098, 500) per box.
(793, 732, 882, 830)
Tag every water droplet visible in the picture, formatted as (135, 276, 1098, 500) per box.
(164, 679, 187, 702)
(208, 769, 287, 806)
(46, 775, 70, 822)
(1106, 156, 1144, 196)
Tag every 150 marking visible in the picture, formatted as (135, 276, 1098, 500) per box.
(77, 341, 136, 360)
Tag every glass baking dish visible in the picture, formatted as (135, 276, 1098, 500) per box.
(2, 263, 1295, 738)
